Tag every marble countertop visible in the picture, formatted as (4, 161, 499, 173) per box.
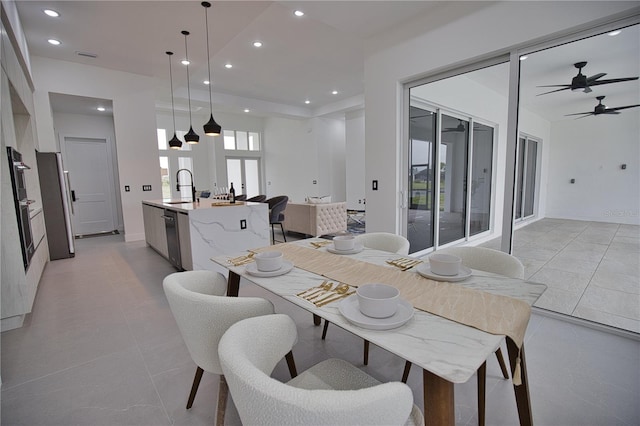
(142, 199, 262, 213)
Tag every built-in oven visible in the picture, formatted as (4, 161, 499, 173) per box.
(7, 147, 35, 269)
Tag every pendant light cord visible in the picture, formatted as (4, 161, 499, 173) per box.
(167, 52, 177, 135)
(183, 31, 193, 127)
(204, 3, 213, 110)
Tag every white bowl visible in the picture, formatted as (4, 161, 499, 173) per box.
(333, 235, 356, 251)
(255, 251, 283, 272)
(429, 253, 462, 276)
(356, 283, 400, 318)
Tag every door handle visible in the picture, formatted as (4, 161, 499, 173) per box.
(71, 190, 77, 202)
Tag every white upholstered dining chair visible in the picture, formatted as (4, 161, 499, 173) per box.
(219, 313, 424, 426)
(398, 246, 525, 426)
(163, 270, 297, 426)
(355, 232, 410, 255)
(321, 231, 411, 364)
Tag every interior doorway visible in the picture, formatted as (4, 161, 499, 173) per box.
(61, 136, 118, 236)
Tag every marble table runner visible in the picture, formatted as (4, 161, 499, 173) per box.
(256, 243, 530, 384)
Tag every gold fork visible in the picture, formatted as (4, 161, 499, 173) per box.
(297, 281, 332, 299)
(312, 283, 350, 305)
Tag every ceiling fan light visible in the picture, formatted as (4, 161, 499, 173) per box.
(184, 126, 200, 144)
(203, 114, 222, 135)
(169, 133, 182, 149)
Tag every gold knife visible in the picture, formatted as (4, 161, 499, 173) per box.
(316, 291, 355, 307)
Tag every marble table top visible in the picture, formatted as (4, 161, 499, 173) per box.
(211, 238, 547, 384)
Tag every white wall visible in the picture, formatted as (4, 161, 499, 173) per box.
(546, 113, 639, 224)
(32, 56, 159, 241)
(363, 1, 638, 233)
(345, 109, 366, 210)
(263, 115, 346, 203)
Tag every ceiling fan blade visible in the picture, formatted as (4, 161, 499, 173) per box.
(589, 77, 639, 87)
(537, 87, 571, 96)
(586, 73, 606, 82)
(565, 111, 593, 116)
(607, 104, 640, 112)
(537, 84, 571, 88)
(602, 110, 621, 114)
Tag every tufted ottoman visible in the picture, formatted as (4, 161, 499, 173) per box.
(283, 202, 347, 237)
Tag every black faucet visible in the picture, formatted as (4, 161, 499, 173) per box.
(176, 169, 196, 202)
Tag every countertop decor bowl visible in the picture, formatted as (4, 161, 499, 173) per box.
(429, 253, 462, 276)
(255, 251, 283, 272)
(356, 283, 400, 318)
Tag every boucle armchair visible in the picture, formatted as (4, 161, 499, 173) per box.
(218, 314, 424, 426)
(163, 270, 282, 426)
(283, 202, 347, 237)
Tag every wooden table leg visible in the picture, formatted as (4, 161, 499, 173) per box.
(227, 271, 240, 297)
(423, 369, 455, 426)
(312, 314, 321, 326)
(506, 340, 533, 426)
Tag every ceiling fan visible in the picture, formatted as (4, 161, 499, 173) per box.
(537, 61, 639, 95)
(565, 96, 640, 118)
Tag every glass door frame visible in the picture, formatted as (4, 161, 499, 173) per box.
(514, 133, 541, 223)
(225, 155, 263, 198)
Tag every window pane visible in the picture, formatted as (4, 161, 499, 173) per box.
(469, 123, 493, 236)
(159, 156, 171, 199)
(524, 140, 537, 217)
(224, 130, 236, 150)
(236, 132, 248, 150)
(248, 132, 260, 151)
(226, 159, 242, 196)
(245, 159, 260, 198)
(439, 114, 468, 245)
(177, 157, 193, 199)
(407, 106, 435, 252)
(157, 129, 167, 150)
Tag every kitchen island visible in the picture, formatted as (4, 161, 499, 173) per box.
(142, 199, 269, 271)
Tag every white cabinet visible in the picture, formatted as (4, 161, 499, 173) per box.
(142, 203, 168, 258)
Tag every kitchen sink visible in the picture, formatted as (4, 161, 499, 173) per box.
(165, 201, 192, 204)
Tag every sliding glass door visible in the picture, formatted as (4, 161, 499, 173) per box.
(408, 106, 436, 252)
(438, 114, 469, 245)
(515, 136, 538, 221)
(470, 123, 494, 235)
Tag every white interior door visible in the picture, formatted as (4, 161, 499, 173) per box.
(62, 136, 116, 236)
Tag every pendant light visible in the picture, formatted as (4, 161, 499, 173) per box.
(181, 30, 199, 144)
(166, 51, 182, 149)
(202, 1, 222, 136)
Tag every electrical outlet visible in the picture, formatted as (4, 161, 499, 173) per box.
(313, 180, 317, 184)
(142, 185, 152, 191)
(124, 185, 130, 192)
(372, 180, 378, 190)
(240, 219, 247, 229)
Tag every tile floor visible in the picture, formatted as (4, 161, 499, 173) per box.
(481, 219, 640, 334)
(2, 233, 639, 425)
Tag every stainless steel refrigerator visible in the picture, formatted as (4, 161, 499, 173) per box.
(36, 151, 75, 259)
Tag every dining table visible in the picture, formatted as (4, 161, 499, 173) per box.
(211, 238, 547, 426)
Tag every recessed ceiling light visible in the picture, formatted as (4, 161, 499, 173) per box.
(244, 109, 250, 113)
(304, 100, 310, 104)
(608, 30, 622, 36)
(181, 59, 190, 65)
(519, 55, 528, 61)
(48, 39, 61, 46)
(44, 9, 59, 17)
(253, 41, 263, 48)
(332, 90, 338, 95)
(225, 63, 233, 69)
(97, 107, 106, 112)
(294, 10, 304, 17)
(204, 80, 210, 85)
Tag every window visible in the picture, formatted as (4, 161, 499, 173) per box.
(157, 129, 167, 150)
(223, 130, 261, 151)
(159, 156, 170, 199)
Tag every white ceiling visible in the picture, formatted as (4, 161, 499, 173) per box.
(14, 1, 640, 121)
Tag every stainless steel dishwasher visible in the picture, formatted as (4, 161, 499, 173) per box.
(162, 209, 182, 270)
